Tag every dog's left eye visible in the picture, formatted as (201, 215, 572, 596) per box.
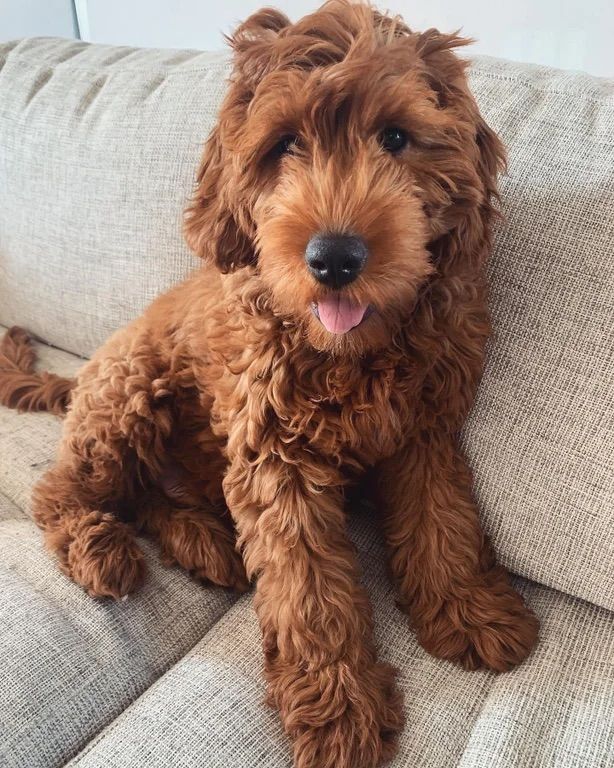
(379, 127, 409, 153)
(269, 134, 300, 160)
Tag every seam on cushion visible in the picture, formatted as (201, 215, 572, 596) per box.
(61, 592, 252, 767)
(499, 542, 614, 613)
(0, 324, 88, 375)
(451, 672, 499, 766)
(468, 68, 614, 105)
(0, 488, 28, 520)
(0, 459, 36, 520)
(444, 584, 542, 765)
(11, 585, 242, 768)
(29, 335, 89, 364)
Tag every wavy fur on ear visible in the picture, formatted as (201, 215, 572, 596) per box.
(183, 9, 291, 273)
(416, 27, 506, 210)
(229, 7, 291, 51)
(183, 127, 256, 273)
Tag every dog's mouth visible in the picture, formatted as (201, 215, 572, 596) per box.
(311, 296, 373, 334)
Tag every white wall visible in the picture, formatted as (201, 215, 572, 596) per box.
(75, 0, 614, 77)
(2, 0, 612, 77)
(0, 0, 77, 39)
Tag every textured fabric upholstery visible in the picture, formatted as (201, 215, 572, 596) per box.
(0, 39, 227, 357)
(0, 507, 239, 768)
(462, 59, 614, 610)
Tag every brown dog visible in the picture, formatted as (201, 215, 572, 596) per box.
(0, 2, 539, 766)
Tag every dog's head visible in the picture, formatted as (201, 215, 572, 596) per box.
(185, 0, 504, 354)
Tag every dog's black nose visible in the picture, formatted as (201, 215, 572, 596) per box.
(305, 233, 368, 289)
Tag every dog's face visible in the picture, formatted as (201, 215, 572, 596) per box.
(185, 1, 504, 355)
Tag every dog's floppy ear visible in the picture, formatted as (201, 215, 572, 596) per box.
(473, 116, 506, 202)
(230, 7, 290, 45)
(416, 28, 506, 196)
(183, 127, 254, 273)
(227, 8, 291, 83)
(414, 29, 506, 268)
(184, 10, 291, 272)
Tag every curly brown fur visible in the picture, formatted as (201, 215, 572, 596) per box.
(0, 326, 73, 414)
(0, 3, 539, 765)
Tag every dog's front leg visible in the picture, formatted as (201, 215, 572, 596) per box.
(223, 446, 403, 768)
(378, 431, 539, 672)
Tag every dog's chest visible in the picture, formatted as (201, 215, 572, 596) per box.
(212, 350, 418, 468)
(299, 388, 410, 466)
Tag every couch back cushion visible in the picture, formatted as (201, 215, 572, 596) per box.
(462, 58, 614, 611)
(0, 39, 612, 610)
(0, 38, 229, 357)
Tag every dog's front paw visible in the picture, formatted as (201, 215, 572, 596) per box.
(64, 511, 146, 599)
(271, 658, 403, 768)
(159, 514, 249, 592)
(416, 577, 539, 672)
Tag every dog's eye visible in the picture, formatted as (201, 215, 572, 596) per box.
(379, 127, 409, 153)
(269, 134, 300, 160)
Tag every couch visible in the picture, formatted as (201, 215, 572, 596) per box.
(0, 36, 612, 768)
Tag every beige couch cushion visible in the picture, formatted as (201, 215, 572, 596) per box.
(462, 59, 614, 610)
(0, 40, 612, 611)
(0, 491, 240, 768)
(67, 512, 614, 768)
(0, 39, 225, 358)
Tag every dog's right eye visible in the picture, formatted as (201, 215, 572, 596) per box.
(379, 127, 409, 154)
(269, 134, 300, 160)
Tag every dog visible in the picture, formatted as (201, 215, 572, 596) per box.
(0, 2, 539, 766)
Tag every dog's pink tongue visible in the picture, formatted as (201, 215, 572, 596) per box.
(317, 295, 367, 334)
